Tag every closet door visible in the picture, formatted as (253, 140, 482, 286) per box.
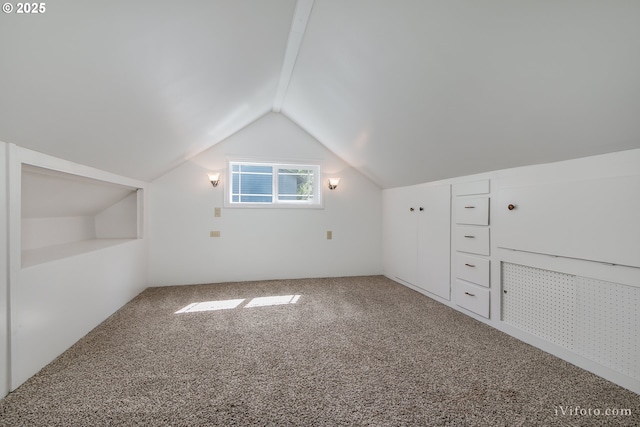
(383, 186, 418, 285)
(416, 184, 451, 300)
(384, 183, 451, 299)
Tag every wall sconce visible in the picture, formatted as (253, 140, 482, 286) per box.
(208, 172, 220, 188)
(328, 178, 340, 190)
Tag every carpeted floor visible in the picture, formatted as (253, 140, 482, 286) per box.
(0, 276, 638, 426)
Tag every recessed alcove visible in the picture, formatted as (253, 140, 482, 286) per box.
(21, 165, 142, 267)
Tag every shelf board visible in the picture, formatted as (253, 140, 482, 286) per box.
(22, 239, 136, 268)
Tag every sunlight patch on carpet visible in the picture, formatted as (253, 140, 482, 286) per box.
(175, 299, 245, 313)
(245, 294, 301, 308)
(175, 295, 301, 313)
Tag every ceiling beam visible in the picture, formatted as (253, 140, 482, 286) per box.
(272, 0, 314, 113)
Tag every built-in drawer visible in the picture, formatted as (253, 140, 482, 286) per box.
(455, 253, 490, 287)
(455, 226, 490, 256)
(455, 280, 490, 318)
(455, 197, 489, 225)
(453, 179, 490, 196)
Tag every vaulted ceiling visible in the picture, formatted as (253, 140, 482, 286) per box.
(2, 1, 639, 188)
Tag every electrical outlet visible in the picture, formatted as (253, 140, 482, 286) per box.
(214, 207, 221, 217)
(210, 231, 220, 238)
(327, 230, 332, 240)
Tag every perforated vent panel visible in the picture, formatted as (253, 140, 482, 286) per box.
(502, 263, 576, 349)
(502, 262, 640, 382)
(575, 277, 640, 380)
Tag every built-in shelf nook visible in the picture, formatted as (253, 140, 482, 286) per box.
(21, 164, 142, 268)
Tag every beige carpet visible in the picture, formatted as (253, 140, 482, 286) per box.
(0, 276, 638, 426)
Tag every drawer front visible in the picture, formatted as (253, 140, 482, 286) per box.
(455, 197, 489, 225)
(453, 179, 490, 196)
(455, 253, 490, 287)
(455, 280, 490, 318)
(455, 226, 490, 255)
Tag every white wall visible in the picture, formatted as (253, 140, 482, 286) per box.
(95, 191, 138, 238)
(7, 145, 149, 391)
(11, 240, 146, 388)
(21, 216, 95, 251)
(0, 142, 9, 397)
(148, 113, 382, 286)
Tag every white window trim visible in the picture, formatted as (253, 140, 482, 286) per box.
(224, 161, 323, 209)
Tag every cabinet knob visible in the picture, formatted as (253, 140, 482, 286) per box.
(409, 207, 414, 212)
(419, 207, 424, 211)
(508, 204, 516, 210)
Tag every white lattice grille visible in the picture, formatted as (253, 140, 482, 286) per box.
(502, 263, 640, 382)
(575, 277, 640, 380)
(502, 263, 576, 349)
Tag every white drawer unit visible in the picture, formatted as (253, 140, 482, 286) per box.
(452, 179, 491, 320)
(455, 197, 489, 225)
(454, 226, 490, 256)
(454, 279, 490, 318)
(455, 253, 490, 287)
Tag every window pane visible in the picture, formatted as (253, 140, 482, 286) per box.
(242, 173, 272, 195)
(228, 162, 319, 206)
(230, 163, 273, 204)
(277, 168, 314, 201)
(240, 164, 272, 174)
(278, 174, 298, 195)
(240, 195, 272, 203)
(232, 174, 240, 193)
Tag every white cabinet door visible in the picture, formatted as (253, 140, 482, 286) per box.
(417, 184, 451, 300)
(383, 186, 418, 285)
(383, 184, 451, 300)
(496, 175, 640, 268)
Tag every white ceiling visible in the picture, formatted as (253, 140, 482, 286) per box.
(2, 1, 639, 189)
(0, 0, 295, 181)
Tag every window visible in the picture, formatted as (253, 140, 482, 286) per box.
(228, 161, 321, 207)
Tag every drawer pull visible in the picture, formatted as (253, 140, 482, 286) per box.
(508, 204, 516, 210)
(409, 207, 414, 212)
(464, 263, 476, 267)
(464, 206, 475, 209)
(464, 292, 476, 297)
(464, 235, 475, 238)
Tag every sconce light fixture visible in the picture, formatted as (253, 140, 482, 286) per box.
(328, 178, 340, 190)
(208, 172, 220, 188)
